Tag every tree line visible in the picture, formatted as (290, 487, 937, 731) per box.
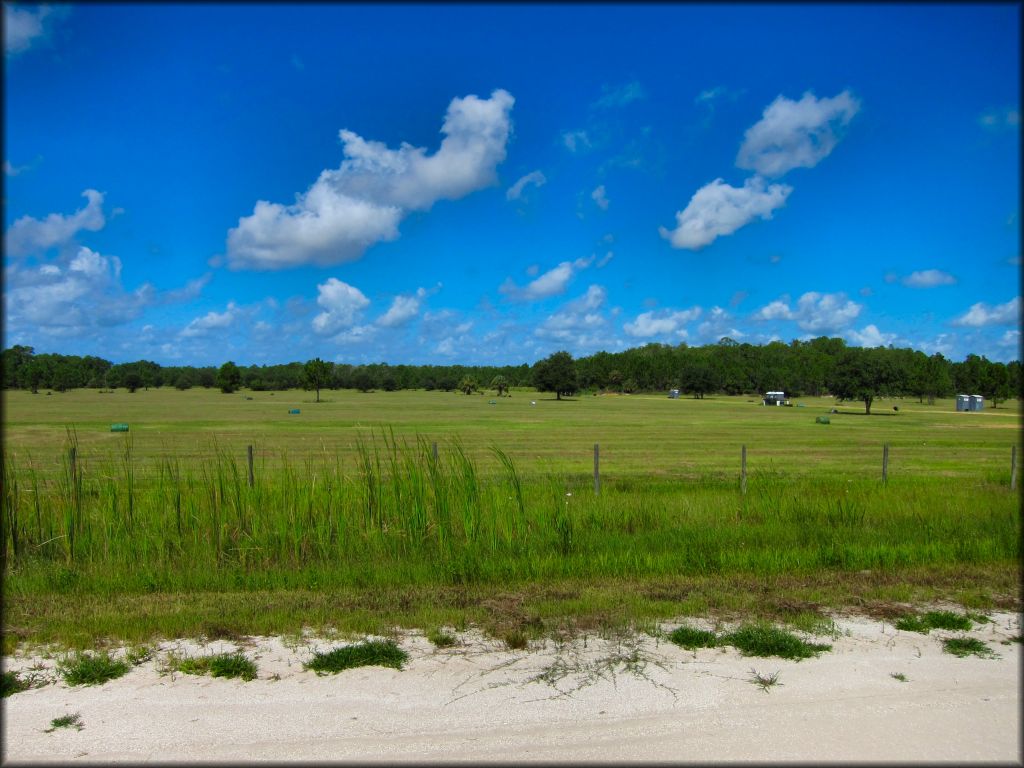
(2, 337, 1020, 412)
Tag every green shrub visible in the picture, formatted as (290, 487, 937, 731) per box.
(2, 671, 30, 697)
(724, 622, 831, 659)
(305, 639, 408, 674)
(58, 651, 130, 686)
(667, 625, 718, 649)
(174, 652, 257, 681)
(942, 637, 997, 659)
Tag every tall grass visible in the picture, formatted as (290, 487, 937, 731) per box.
(2, 429, 1019, 598)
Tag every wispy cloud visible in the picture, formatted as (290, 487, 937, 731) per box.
(4, 189, 106, 257)
(900, 269, 956, 288)
(978, 107, 1020, 131)
(736, 90, 860, 177)
(592, 80, 645, 110)
(499, 256, 593, 302)
(951, 296, 1020, 327)
(227, 89, 514, 269)
(506, 170, 547, 201)
(4, 3, 67, 57)
(591, 185, 609, 211)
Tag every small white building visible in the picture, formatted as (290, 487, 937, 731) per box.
(668, 388, 680, 399)
(763, 391, 789, 406)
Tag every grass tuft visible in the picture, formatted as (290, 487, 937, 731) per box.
(305, 639, 408, 674)
(57, 651, 130, 686)
(724, 622, 831, 659)
(942, 636, 998, 659)
(2, 670, 31, 697)
(172, 652, 257, 681)
(890, 672, 908, 682)
(45, 712, 83, 732)
(896, 610, 972, 634)
(667, 625, 718, 649)
(427, 629, 457, 648)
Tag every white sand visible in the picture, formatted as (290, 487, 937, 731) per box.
(2, 611, 1020, 763)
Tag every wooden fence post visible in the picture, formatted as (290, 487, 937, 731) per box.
(882, 443, 889, 484)
(741, 445, 747, 495)
(247, 445, 254, 487)
(1012, 445, 1018, 491)
(594, 443, 600, 495)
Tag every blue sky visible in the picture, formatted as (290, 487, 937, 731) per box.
(3, 2, 1020, 366)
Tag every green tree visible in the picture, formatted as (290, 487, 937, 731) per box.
(827, 347, 897, 414)
(216, 361, 242, 394)
(490, 374, 509, 396)
(304, 357, 331, 402)
(533, 351, 578, 400)
(123, 371, 143, 393)
(458, 375, 478, 395)
(607, 369, 623, 393)
(174, 374, 193, 391)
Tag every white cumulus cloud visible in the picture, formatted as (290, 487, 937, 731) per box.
(624, 306, 701, 338)
(4, 189, 106, 256)
(753, 292, 861, 332)
(951, 296, 1020, 327)
(591, 185, 609, 210)
(227, 89, 514, 270)
(736, 90, 860, 177)
(846, 324, 898, 348)
(311, 278, 371, 335)
(659, 176, 791, 250)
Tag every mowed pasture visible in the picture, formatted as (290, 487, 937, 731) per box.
(2, 387, 1021, 648)
(2, 386, 1020, 481)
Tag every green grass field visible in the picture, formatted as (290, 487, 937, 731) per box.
(2, 387, 1020, 651)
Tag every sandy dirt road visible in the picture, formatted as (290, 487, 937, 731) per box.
(3, 612, 1020, 763)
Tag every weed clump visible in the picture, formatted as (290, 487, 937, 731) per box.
(667, 625, 718, 650)
(305, 639, 408, 674)
(58, 651, 129, 686)
(2, 670, 30, 697)
(427, 629, 457, 648)
(45, 713, 83, 732)
(942, 637, 998, 659)
(724, 622, 831, 659)
(173, 652, 257, 681)
(896, 610, 973, 634)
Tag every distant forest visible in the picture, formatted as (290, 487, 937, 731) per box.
(1, 338, 1020, 409)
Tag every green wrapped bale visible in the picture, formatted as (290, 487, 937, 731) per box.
(110, 423, 129, 432)
(815, 416, 830, 424)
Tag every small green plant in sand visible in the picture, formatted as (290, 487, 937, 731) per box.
(172, 652, 257, 681)
(890, 672, 908, 682)
(667, 625, 718, 650)
(45, 713, 83, 732)
(427, 629, 457, 648)
(2, 670, 32, 697)
(896, 610, 972, 634)
(942, 637, 998, 659)
(305, 639, 408, 674)
(748, 668, 781, 692)
(724, 622, 831, 659)
(58, 651, 129, 686)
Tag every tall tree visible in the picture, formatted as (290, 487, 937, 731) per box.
(533, 351, 578, 400)
(827, 347, 897, 414)
(304, 358, 331, 402)
(216, 361, 242, 394)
